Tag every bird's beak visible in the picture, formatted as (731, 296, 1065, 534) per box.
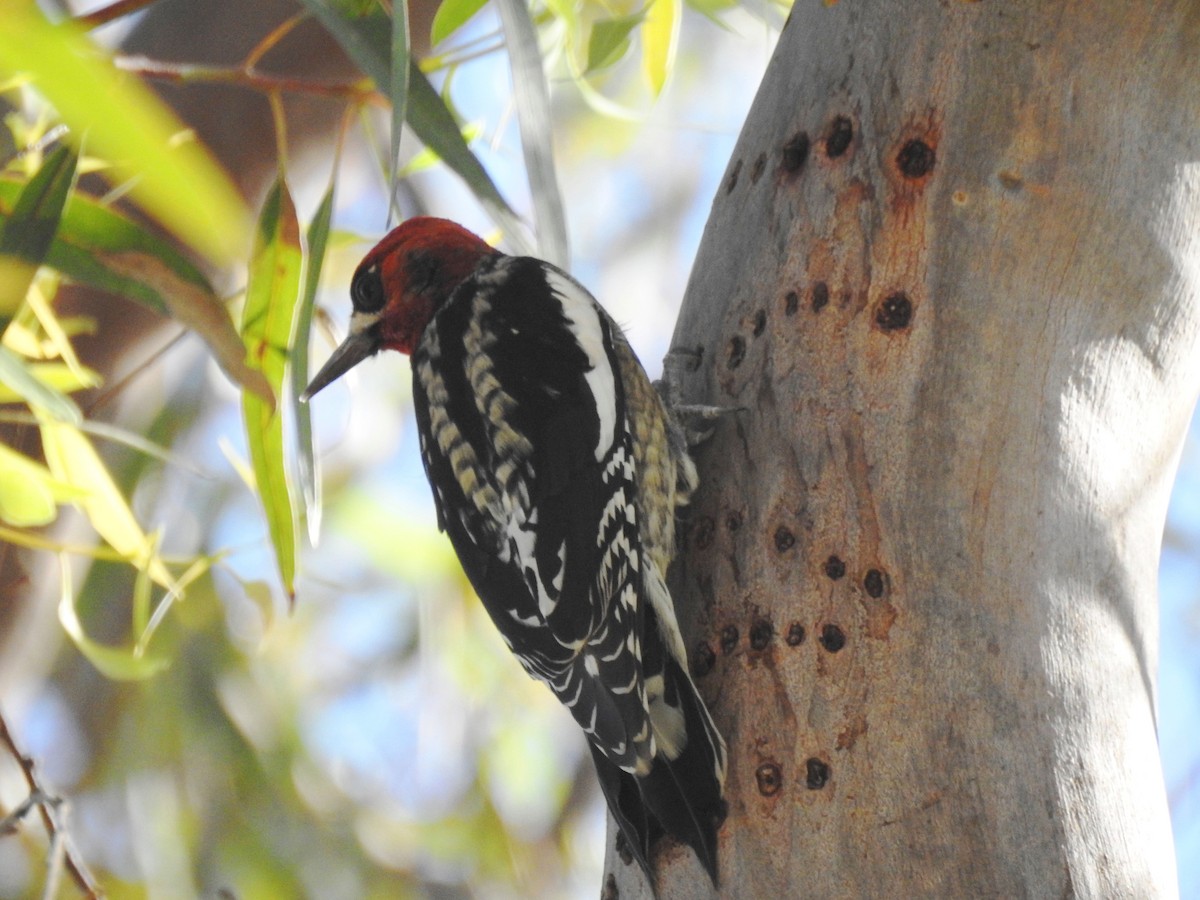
(300, 329, 378, 402)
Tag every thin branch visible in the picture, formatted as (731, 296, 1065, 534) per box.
(84, 325, 188, 417)
(42, 825, 67, 900)
(0, 710, 104, 899)
(243, 11, 308, 71)
(425, 39, 509, 72)
(0, 788, 51, 834)
(269, 92, 289, 169)
(114, 56, 385, 104)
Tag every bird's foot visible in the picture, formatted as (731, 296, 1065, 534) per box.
(655, 346, 741, 449)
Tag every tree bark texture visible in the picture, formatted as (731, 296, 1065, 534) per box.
(606, 2, 1200, 896)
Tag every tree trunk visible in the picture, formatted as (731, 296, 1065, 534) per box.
(606, 1, 1198, 896)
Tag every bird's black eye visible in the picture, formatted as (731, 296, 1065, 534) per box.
(351, 264, 386, 313)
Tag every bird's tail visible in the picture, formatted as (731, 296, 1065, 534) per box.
(590, 650, 727, 886)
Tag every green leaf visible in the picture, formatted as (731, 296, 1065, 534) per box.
(398, 122, 484, 176)
(241, 177, 302, 600)
(0, 345, 82, 423)
(586, 14, 645, 73)
(495, 0, 568, 266)
(407, 68, 532, 253)
(292, 182, 335, 546)
(642, 0, 681, 96)
(0, 178, 270, 398)
(0, 145, 76, 322)
(0, 146, 76, 260)
(0, 177, 194, 317)
(297, 0, 530, 251)
(432, 0, 489, 46)
(0, 7, 249, 266)
(57, 557, 170, 681)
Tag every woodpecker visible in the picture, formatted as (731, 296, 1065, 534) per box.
(302, 217, 727, 884)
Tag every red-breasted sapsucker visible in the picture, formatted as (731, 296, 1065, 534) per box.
(303, 217, 727, 884)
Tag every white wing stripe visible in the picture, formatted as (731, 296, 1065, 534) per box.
(545, 269, 617, 462)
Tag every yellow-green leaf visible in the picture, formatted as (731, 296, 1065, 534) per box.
(0, 442, 84, 526)
(38, 413, 173, 587)
(137, 551, 222, 656)
(23, 274, 91, 382)
(432, 0, 489, 46)
(0, 6, 249, 265)
(0, 469, 54, 525)
(641, 0, 680, 96)
(57, 557, 170, 681)
(0, 344, 81, 423)
(0, 361, 99, 401)
(241, 176, 301, 599)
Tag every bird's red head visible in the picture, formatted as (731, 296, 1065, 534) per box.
(301, 217, 496, 401)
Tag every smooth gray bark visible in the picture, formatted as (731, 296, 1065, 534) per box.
(607, 1, 1198, 896)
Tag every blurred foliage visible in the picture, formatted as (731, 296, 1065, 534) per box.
(0, 0, 785, 897)
(0, 4, 249, 267)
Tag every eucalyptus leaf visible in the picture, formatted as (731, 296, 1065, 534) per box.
(241, 176, 302, 600)
(407, 68, 533, 253)
(586, 15, 645, 73)
(0, 146, 75, 261)
(0, 179, 270, 397)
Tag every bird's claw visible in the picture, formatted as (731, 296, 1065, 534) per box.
(655, 346, 741, 448)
